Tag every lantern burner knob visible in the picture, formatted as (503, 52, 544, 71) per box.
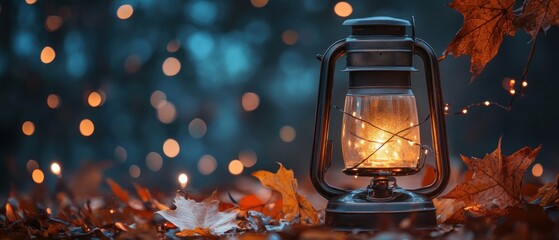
(367, 176, 397, 201)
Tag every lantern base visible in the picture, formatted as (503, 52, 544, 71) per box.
(325, 187, 437, 231)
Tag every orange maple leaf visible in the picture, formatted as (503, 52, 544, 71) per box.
(252, 163, 319, 224)
(442, 0, 517, 81)
(515, 0, 559, 38)
(442, 138, 541, 211)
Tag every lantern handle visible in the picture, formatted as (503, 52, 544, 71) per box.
(310, 39, 348, 199)
(412, 38, 451, 198)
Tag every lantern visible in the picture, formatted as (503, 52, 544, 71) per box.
(310, 16, 450, 230)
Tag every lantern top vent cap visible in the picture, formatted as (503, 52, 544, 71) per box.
(343, 16, 411, 35)
(343, 16, 411, 27)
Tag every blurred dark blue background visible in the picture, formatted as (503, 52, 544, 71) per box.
(1, 0, 558, 196)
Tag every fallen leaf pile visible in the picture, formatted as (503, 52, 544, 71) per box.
(1, 142, 559, 239)
(442, 0, 559, 81)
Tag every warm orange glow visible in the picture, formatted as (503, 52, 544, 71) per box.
(163, 138, 180, 158)
(88, 91, 103, 107)
(239, 149, 257, 167)
(32, 169, 44, 183)
(157, 102, 176, 124)
(532, 163, 543, 177)
(241, 92, 260, 111)
(26, 0, 37, 4)
(178, 173, 188, 188)
(281, 30, 298, 45)
(334, 2, 353, 17)
(150, 90, 167, 109)
(22, 121, 35, 136)
(250, 0, 268, 8)
(129, 165, 141, 178)
(50, 162, 61, 176)
(279, 125, 296, 143)
(188, 118, 207, 138)
(26, 160, 39, 173)
(228, 160, 244, 175)
(509, 89, 516, 95)
(79, 119, 95, 136)
(341, 92, 421, 169)
(198, 155, 217, 175)
(167, 40, 181, 53)
(162, 57, 181, 77)
(40, 46, 56, 64)
(47, 94, 60, 109)
(522, 81, 528, 87)
(484, 101, 490, 106)
(146, 152, 163, 172)
(117, 4, 134, 20)
(462, 109, 468, 114)
(45, 15, 63, 31)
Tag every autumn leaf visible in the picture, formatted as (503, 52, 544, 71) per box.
(106, 178, 129, 203)
(515, 0, 559, 38)
(532, 174, 559, 206)
(442, 0, 517, 81)
(252, 163, 319, 224)
(442, 138, 541, 212)
(156, 195, 238, 236)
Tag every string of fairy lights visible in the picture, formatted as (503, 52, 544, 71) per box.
(444, 78, 528, 115)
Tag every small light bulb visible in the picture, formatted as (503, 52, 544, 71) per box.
(462, 108, 468, 114)
(484, 101, 490, 106)
(50, 162, 61, 176)
(522, 81, 528, 87)
(178, 173, 188, 189)
(509, 89, 516, 95)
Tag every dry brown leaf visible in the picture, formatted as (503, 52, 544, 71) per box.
(515, 0, 559, 38)
(443, 138, 541, 212)
(156, 195, 238, 236)
(533, 179, 559, 206)
(442, 0, 516, 81)
(132, 183, 152, 203)
(252, 163, 319, 224)
(106, 178, 129, 204)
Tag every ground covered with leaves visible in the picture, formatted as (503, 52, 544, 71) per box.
(1, 139, 559, 239)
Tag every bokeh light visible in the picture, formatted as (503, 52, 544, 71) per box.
(50, 162, 61, 176)
(25, 0, 37, 4)
(167, 40, 181, 53)
(162, 57, 181, 77)
(198, 154, 217, 175)
(146, 152, 163, 172)
(279, 125, 296, 142)
(47, 94, 60, 109)
(22, 121, 35, 136)
(79, 119, 95, 136)
(87, 91, 103, 107)
(150, 90, 167, 109)
(188, 118, 207, 139)
(250, 0, 268, 8)
(114, 146, 127, 162)
(532, 163, 543, 177)
(239, 149, 257, 167)
(32, 169, 44, 184)
(163, 138, 180, 158)
(117, 4, 134, 20)
(45, 16, 63, 32)
(40, 46, 56, 64)
(178, 173, 188, 188)
(26, 160, 39, 173)
(334, 1, 353, 17)
(228, 159, 244, 175)
(124, 55, 142, 73)
(281, 30, 298, 45)
(129, 165, 141, 178)
(241, 92, 260, 111)
(157, 101, 177, 124)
